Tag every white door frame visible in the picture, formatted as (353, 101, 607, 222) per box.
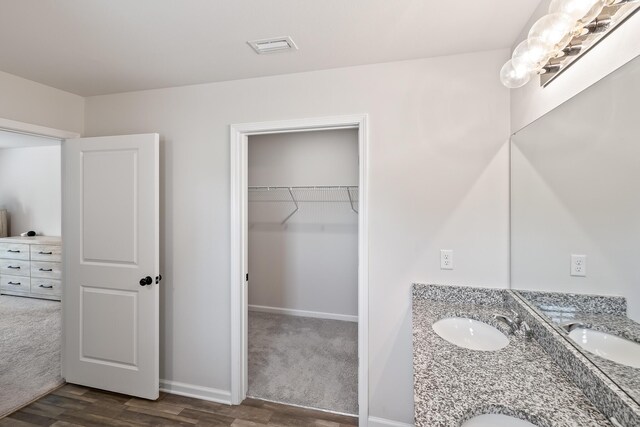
(229, 114, 369, 425)
(0, 117, 81, 382)
(0, 117, 80, 140)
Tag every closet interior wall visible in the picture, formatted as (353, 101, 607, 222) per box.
(247, 129, 359, 320)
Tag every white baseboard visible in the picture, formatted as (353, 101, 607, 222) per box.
(249, 304, 358, 322)
(159, 379, 231, 405)
(368, 416, 414, 427)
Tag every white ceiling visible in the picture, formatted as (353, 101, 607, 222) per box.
(0, 0, 540, 96)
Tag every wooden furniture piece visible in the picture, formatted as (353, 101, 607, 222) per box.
(0, 236, 62, 301)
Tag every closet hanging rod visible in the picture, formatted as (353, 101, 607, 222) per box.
(248, 185, 359, 224)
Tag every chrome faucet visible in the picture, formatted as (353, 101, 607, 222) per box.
(493, 314, 519, 333)
(559, 321, 586, 333)
(522, 321, 534, 341)
(493, 310, 532, 339)
(510, 309, 523, 328)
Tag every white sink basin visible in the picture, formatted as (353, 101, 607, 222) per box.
(462, 414, 537, 427)
(568, 328, 640, 369)
(432, 317, 509, 351)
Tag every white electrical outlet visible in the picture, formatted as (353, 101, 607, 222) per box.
(441, 250, 453, 270)
(571, 254, 586, 277)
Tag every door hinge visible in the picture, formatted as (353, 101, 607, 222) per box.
(245, 273, 249, 282)
(156, 274, 163, 284)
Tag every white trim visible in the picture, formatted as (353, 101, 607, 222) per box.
(230, 114, 369, 426)
(356, 114, 370, 427)
(367, 416, 414, 427)
(0, 117, 79, 387)
(0, 117, 80, 140)
(229, 115, 363, 135)
(230, 123, 247, 405)
(248, 304, 358, 323)
(247, 395, 356, 417)
(159, 380, 231, 404)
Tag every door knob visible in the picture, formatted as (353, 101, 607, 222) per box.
(139, 276, 153, 286)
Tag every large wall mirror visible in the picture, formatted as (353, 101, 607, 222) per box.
(511, 55, 640, 403)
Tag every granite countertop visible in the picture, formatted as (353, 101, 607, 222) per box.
(558, 312, 640, 403)
(515, 290, 640, 403)
(551, 312, 640, 344)
(515, 290, 640, 344)
(412, 284, 612, 427)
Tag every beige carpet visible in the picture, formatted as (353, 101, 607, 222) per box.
(248, 311, 358, 415)
(0, 295, 62, 418)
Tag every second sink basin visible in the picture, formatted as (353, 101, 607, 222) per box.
(568, 327, 640, 369)
(432, 317, 509, 351)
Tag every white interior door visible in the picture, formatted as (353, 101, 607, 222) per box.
(63, 134, 160, 399)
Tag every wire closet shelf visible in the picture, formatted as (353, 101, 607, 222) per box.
(248, 185, 359, 224)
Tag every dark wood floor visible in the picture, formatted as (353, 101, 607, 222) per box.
(0, 384, 358, 427)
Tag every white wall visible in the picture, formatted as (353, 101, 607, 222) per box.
(0, 70, 84, 134)
(0, 145, 62, 236)
(510, 1, 640, 132)
(511, 57, 640, 322)
(248, 130, 358, 186)
(248, 130, 359, 319)
(84, 49, 511, 424)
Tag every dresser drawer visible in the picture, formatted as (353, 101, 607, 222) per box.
(31, 244, 62, 262)
(0, 259, 30, 277)
(0, 275, 30, 292)
(31, 278, 62, 297)
(31, 261, 62, 280)
(0, 243, 30, 260)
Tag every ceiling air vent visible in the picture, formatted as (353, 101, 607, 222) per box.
(247, 36, 298, 54)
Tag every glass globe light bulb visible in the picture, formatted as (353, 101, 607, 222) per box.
(500, 60, 531, 88)
(578, 0, 606, 26)
(549, 0, 600, 22)
(528, 13, 575, 52)
(512, 38, 552, 73)
(550, 0, 607, 34)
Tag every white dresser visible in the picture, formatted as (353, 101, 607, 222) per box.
(0, 236, 62, 301)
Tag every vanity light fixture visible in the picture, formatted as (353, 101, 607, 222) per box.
(500, 0, 640, 88)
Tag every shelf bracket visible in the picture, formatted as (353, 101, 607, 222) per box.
(281, 187, 300, 225)
(347, 187, 358, 214)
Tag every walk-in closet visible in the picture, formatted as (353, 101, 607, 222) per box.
(247, 128, 359, 415)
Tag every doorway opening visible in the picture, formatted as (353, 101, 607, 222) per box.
(247, 128, 358, 414)
(0, 125, 69, 417)
(230, 115, 369, 425)
(0, 120, 160, 410)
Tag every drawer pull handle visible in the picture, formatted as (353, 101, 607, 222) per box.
(39, 284, 54, 289)
(8, 281, 21, 286)
(39, 268, 53, 272)
(7, 249, 20, 253)
(7, 266, 20, 269)
(39, 251, 53, 255)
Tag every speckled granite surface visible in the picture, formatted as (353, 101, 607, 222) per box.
(516, 290, 627, 317)
(412, 284, 611, 427)
(515, 290, 640, 404)
(510, 291, 640, 427)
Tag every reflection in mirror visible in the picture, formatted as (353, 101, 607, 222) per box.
(511, 55, 640, 404)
